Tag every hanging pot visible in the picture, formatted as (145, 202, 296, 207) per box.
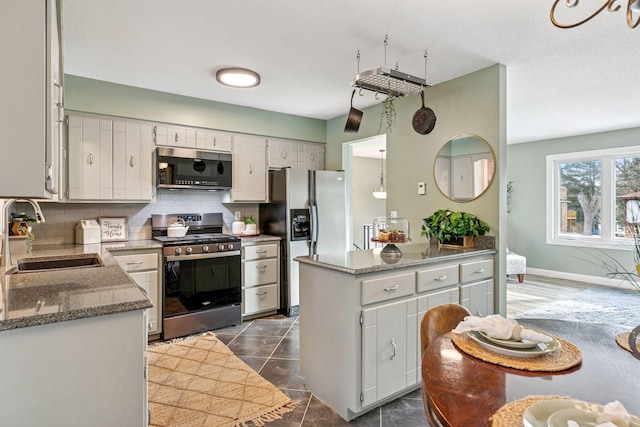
(412, 89, 437, 135)
(344, 89, 363, 133)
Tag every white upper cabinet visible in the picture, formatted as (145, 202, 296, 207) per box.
(67, 113, 153, 202)
(299, 142, 325, 170)
(267, 138, 297, 169)
(197, 130, 233, 152)
(232, 134, 268, 202)
(0, 0, 63, 198)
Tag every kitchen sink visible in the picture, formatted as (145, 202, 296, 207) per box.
(11, 254, 103, 273)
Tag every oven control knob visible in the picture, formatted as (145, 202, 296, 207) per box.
(175, 248, 182, 255)
(202, 245, 209, 253)
(185, 247, 193, 254)
(227, 243, 235, 250)
(218, 244, 225, 251)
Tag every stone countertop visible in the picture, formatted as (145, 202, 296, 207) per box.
(0, 240, 159, 332)
(238, 234, 281, 244)
(295, 242, 496, 275)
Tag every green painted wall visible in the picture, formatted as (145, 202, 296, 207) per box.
(326, 64, 508, 313)
(64, 75, 326, 142)
(507, 127, 640, 280)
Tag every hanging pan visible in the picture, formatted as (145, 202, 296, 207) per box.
(412, 89, 437, 135)
(344, 89, 363, 133)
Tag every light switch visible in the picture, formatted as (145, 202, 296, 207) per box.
(418, 182, 426, 195)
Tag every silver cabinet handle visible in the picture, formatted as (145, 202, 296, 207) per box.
(126, 261, 144, 265)
(256, 265, 267, 271)
(249, 163, 253, 174)
(152, 126, 157, 143)
(256, 291, 267, 296)
(474, 268, 485, 273)
(88, 153, 94, 165)
(383, 284, 399, 292)
(391, 338, 396, 360)
(148, 321, 152, 330)
(130, 155, 135, 167)
(435, 275, 447, 281)
(256, 249, 267, 256)
(310, 153, 315, 161)
(213, 136, 217, 147)
(282, 151, 287, 159)
(174, 132, 178, 142)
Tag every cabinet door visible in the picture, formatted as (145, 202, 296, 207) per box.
(185, 128, 197, 148)
(243, 283, 278, 315)
(114, 121, 152, 201)
(232, 134, 267, 202)
(68, 115, 112, 200)
(361, 298, 417, 407)
(460, 279, 494, 316)
(197, 130, 233, 152)
(243, 258, 278, 287)
(152, 124, 168, 146)
(167, 126, 187, 147)
(268, 138, 295, 169)
(300, 143, 325, 170)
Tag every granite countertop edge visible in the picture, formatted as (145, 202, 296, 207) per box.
(0, 240, 158, 332)
(295, 246, 497, 275)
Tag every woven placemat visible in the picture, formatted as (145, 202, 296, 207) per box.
(616, 332, 633, 353)
(489, 395, 572, 427)
(451, 332, 582, 371)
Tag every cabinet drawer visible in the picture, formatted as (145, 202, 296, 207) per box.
(361, 272, 414, 305)
(113, 253, 158, 272)
(459, 259, 493, 284)
(243, 284, 278, 315)
(243, 244, 278, 261)
(244, 258, 278, 287)
(416, 265, 459, 293)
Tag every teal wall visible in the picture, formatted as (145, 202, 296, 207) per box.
(326, 64, 508, 313)
(64, 75, 326, 143)
(507, 127, 640, 280)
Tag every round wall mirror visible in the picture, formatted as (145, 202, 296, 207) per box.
(434, 134, 495, 202)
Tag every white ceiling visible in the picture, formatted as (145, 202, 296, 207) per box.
(62, 0, 640, 146)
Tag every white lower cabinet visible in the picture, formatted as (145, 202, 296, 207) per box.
(241, 241, 280, 317)
(459, 258, 494, 316)
(361, 298, 417, 407)
(111, 248, 162, 337)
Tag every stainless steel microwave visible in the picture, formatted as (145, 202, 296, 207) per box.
(156, 147, 232, 191)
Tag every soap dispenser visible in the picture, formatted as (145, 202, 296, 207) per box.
(232, 211, 246, 235)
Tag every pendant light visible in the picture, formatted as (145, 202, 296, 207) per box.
(373, 149, 387, 199)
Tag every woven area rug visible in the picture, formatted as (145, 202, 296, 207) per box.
(147, 332, 298, 427)
(516, 287, 640, 327)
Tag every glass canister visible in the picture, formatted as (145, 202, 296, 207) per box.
(372, 216, 410, 243)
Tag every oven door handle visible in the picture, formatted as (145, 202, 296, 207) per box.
(165, 250, 240, 262)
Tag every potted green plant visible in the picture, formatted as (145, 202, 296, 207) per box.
(421, 209, 490, 248)
(12, 214, 37, 253)
(378, 90, 397, 134)
(244, 215, 257, 235)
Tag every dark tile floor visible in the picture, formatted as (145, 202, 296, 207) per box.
(213, 315, 428, 427)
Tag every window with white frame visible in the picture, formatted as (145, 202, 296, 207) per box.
(547, 146, 640, 248)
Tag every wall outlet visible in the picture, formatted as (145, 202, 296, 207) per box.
(418, 182, 426, 195)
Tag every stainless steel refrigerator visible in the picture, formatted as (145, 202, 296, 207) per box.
(259, 168, 347, 316)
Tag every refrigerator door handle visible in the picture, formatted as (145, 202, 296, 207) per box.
(310, 203, 319, 255)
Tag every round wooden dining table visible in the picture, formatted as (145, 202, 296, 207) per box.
(421, 318, 640, 427)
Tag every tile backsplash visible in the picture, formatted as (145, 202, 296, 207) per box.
(16, 190, 259, 245)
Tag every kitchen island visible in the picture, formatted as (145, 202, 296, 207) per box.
(0, 242, 155, 427)
(295, 242, 496, 421)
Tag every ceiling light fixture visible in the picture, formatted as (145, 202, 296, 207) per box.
(550, 0, 640, 29)
(216, 67, 261, 88)
(373, 149, 387, 200)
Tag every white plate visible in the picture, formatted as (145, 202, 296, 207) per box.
(469, 330, 561, 358)
(523, 399, 640, 427)
(478, 330, 542, 349)
(547, 408, 598, 427)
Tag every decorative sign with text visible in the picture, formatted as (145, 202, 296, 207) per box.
(98, 217, 128, 242)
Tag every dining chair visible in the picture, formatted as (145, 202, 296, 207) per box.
(420, 303, 471, 427)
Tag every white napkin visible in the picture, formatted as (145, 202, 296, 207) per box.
(452, 314, 553, 343)
(567, 401, 631, 427)
(596, 400, 631, 427)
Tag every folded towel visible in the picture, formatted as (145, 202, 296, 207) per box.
(452, 314, 553, 343)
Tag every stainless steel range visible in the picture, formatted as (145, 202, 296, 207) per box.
(152, 213, 241, 340)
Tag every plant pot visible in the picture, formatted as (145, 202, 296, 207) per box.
(438, 235, 474, 249)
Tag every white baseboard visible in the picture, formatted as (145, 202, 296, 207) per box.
(526, 267, 639, 292)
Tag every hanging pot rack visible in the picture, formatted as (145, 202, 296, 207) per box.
(351, 35, 430, 98)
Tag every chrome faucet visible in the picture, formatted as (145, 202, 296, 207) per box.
(1, 199, 46, 268)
